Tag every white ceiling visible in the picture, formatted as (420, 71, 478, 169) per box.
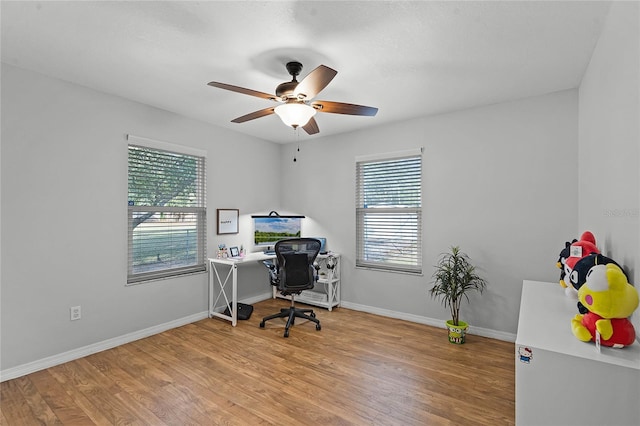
(1, 1, 612, 143)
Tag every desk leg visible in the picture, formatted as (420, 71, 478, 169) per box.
(208, 260, 213, 318)
(326, 268, 335, 311)
(209, 261, 238, 326)
(231, 266, 237, 326)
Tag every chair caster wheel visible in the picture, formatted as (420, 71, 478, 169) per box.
(310, 312, 316, 318)
(259, 321, 265, 328)
(284, 330, 289, 338)
(316, 324, 321, 331)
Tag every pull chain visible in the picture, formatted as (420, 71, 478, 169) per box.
(293, 126, 300, 162)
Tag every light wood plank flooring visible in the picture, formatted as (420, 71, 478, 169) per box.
(1, 299, 515, 425)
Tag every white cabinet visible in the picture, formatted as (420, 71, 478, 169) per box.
(516, 280, 640, 425)
(274, 253, 341, 311)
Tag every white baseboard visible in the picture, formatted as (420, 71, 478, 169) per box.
(2, 293, 275, 383)
(339, 301, 516, 343)
(240, 292, 272, 306)
(2, 295, 514, 383)
(0, 311, 208, 383)
(210, 292, 272, 312)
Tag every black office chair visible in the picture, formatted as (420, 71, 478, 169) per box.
(260, 238, 322, 337)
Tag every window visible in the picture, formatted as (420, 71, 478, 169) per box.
(356, 149, 422, 274)
(127, 135, 206, 284)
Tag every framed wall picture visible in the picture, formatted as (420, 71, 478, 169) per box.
(217, 209, 239, 234)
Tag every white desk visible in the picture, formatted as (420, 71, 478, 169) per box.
(208, 251, 341, 326)
(208, 252, 273, 326)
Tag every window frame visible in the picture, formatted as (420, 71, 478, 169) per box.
(127, 135, 207, 284)
(355, 148, 423, 275)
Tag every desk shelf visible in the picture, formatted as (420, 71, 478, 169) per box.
(274, 253, 341, 311)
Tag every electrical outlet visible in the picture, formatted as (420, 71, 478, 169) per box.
(70, 306, 81, 321)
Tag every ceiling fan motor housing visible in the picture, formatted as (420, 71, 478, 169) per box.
(276, 81, 298, 99)
(276, 61, 304, 99)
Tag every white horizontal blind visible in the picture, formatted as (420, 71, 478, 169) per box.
(128, 143, 206, 283)
(356, 153, 422, 274)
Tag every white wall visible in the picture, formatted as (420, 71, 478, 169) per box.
(578, 1, 640, 334)
(0, 64, 280, 371)
(281, 90, 579, 335)
(3, 1, 637, 373)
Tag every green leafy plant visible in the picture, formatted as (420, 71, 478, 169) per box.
(429, 246, 487, 326)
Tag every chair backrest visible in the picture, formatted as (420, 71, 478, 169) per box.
(274, 238, 321, 293)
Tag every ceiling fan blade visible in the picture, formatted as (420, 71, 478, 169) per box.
(293, 65, 337, 100)
(231, 107, 275, 123)
(208, 81, 277, 101)
(311, 100, 378, 116)
(302, 117, 320, 135)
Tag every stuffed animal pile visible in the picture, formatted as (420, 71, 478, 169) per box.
(556, 231, 639, 348)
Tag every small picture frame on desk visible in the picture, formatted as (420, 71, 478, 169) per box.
(229, 246, 239, 257)
(217, 209, 239, 234)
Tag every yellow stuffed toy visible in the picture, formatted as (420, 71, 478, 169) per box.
(571, 263, 638, 348)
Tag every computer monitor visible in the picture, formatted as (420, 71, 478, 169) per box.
(252, 216, 302, 251)
(309, 237, 327, 254)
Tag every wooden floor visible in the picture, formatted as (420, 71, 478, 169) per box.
(1, 299, 515, 425)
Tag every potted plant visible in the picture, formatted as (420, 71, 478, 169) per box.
(429, 246, 487, 344)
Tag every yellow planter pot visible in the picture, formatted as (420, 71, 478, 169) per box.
(446, 320, 469, 344)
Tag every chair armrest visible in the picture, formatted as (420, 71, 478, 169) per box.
(263, 260, 279, 285)
(263, 260, 275, 270)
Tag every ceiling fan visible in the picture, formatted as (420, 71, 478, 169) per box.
(207, 61, 378, 135)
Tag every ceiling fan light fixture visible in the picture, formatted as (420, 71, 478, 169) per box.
(274, 102, 316, 128)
